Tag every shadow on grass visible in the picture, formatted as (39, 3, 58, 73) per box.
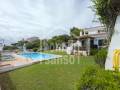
(0, 73, 16, 90)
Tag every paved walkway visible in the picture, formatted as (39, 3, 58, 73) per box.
(0, 54, 32, 73)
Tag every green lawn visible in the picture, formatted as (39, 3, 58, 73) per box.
(43, 50, 67, 55)
(0, 51, 96, 90)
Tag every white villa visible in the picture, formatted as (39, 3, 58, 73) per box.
(66, 26, 108, 55)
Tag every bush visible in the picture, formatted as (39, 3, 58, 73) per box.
(94, 49, 107, 68)
(26, 40, 40, 50)
(90, 49, 98, 55)
(77, 66, 120, 90)
(0, 53, 1, 61)
(33, 48, 38, 52)
(3, 46, 18, 50)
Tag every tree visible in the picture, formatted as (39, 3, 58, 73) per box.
(70, 27, 83, 39)
(50, 34, 70, 44)
(26, 40, 40, 50)
(3, 46, 18, 50)
(48, 34, 70, 50)
(12, 40, 27, 48)
(92, 0, 119, 42)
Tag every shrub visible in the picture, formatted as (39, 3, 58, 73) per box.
(94, 48, 107, 68)
(0, 53, 1, 61)
(77, 66, 120, 90)
(3, 46, 18, 50)
(26, 40, 40, 50)
(90, 48, 98, 55)
(33, 48, 38, 52)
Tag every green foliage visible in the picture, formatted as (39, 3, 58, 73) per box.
(90, 49, 98, 55)
(14, 40, 27, 47)
(11, 27, 83, 51)
(51, 34, 70, 44)
(94, 49, 107, 68)
(26, 40, 40, 50)
(77, 66, 120, 90)
(12, 39, 41, 51)
(3, 46, 18, 50)
(92, 0, 118, 40)
(92, 0, 111, 25)
(48, 34, 70, 49)
(0, 56, 94, 90)
(33, 48, 38, 52)
(0, 53, 1, 61)
(43, 50, 67, 55)
(70, 27, 82, 38)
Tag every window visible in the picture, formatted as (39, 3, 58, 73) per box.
(82, 31, 84, 35)
(98, 30, 100, 33)
(98, 39, 104, 46)
(85, 31, 88, 35)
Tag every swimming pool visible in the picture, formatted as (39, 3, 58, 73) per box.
(19, 52, 59, 61)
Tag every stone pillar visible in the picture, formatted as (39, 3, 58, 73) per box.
(80, 32, 82, 36)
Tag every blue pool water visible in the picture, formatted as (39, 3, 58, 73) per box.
(19, 52, 58, 61)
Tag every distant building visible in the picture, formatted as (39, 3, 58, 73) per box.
(26, 37, 39, 42)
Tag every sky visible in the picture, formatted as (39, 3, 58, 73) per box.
(0, 0, 100, 44)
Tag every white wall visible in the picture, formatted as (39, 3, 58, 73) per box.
(88, 31, 98, 35)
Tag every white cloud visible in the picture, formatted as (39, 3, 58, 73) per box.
(0, 0, 100, 43)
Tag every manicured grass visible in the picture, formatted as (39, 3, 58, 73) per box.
(0, 55, 95, 90)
